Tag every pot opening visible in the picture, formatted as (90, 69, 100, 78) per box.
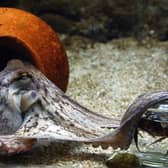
(0, 36, 35, 70)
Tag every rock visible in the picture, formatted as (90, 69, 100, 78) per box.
(106, 152, 141, 168)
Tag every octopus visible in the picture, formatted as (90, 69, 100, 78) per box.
(0, 7, 167, 155)
(0, 59, 167, 155)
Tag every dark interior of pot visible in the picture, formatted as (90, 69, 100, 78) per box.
(0, 36, 35, 70)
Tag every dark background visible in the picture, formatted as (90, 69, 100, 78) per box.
(0, 0, 168, 42)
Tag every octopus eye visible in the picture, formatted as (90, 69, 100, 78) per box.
(16, 75, 31, 82)
(14, 72, 32, 81)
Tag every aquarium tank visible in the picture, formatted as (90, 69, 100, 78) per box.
(0, 1, 167, 168)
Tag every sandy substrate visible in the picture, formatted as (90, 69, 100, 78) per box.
(0, 36, 167, 167)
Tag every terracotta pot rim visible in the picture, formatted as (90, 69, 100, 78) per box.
(0, 7, 69, 91)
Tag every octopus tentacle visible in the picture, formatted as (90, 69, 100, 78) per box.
(0, 59, 167, 154)
(88, 91, 168, 149)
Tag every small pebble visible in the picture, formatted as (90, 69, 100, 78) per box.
(106, 152, 141, 168)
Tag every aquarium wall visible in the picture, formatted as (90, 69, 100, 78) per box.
(0, 0, 168, 42)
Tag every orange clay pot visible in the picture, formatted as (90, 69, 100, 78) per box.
(0, 8, 69, 92)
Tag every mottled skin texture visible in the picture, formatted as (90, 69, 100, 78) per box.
(0, 59, 119, 154)
(0, 59, 167, 155)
